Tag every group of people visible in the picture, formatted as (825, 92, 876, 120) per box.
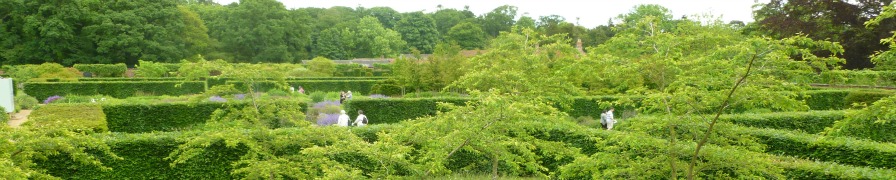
(600, 107, 615, 130)
(337, 110, 367, 127)
(339, 91, 352, 104)
(289, 86, 306, 94)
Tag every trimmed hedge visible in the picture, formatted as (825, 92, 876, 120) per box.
(718, 111, 845, 133)
(565, 96, 643, 119)
(24, 104, 107, 133)
(73, 63, 127, 77)
(800, 89, 894, 110)
(814, 70, 896, 87)
(103, 99, 306, 133)
(740, 126, 896, 169)
(78, 77, 187, 81)
(36, 132, 244, 179)
(343, 97, 471, 124)
(23, 81, 207, 100)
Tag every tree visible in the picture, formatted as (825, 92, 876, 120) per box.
(866, 2, 896, 70)
(359, 7, 399, 29)
(515, 15, 537, 30)
(394, 12, 441, 53)
(479, 5, 518, 37)
(307, 56, 336, 77)
(431, 8, 475, 35)
(446, 22, 488, 50)
(178, 5, 213, 57)
(354, 16, 406, 58)
(211, 0, 312, 63)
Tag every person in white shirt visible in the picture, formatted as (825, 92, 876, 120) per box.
(337, 110, 350, 127)
(353, 110, 368, 127)
(601, 108, 616, 130)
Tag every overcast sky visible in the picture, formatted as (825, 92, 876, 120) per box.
(213, 0, 768, 28)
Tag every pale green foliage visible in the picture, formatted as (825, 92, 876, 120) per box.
(307, 57, 336, 77)
(389, 43, 470, 92)
(0, 126, 119, 179)
(14, 92, 39, 111)
(356, 16, 406, 58)
(3, 63, 80, 82)
(866, 3, 896, 70)
(826, 95, 896, 143)
(136, 60, 170, 77)
(388, 90, 586, 177)
(446, 22, 488, 50)
(449, 28, 584, 99)
(177, 56, 229, 80)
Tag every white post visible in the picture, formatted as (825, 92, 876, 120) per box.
(0, 78, 13, 113)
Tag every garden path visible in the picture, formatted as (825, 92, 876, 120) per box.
(7, 110, 31, 128)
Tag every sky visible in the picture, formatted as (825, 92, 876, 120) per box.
(213, 0, 768, 28)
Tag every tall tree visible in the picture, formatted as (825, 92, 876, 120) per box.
(479, 5, 518, 37)
(431, 8, 475, 35)
(394, 11, 440, 53)
(753, 0, 895, 69)
(359, 7, 400, 29)
(354, 16, 405, 58)
(446, 21, 488, 50)
(212, 0, 312, 63)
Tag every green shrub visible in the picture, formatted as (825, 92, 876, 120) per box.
(309, 91, 326, 103)
(135, 60, 170, 77)
(23, 104, 107, 133)
(14, 92, 39, 111)
(23, 81, 206, 100)
(826, 95, 896, 143)
(343, 97, 470, 124)
(102, 99, 305, 133)
(0, 106, 8, 124)
(718, 111, 845, 133)
(742, 126, 896, 169)
(307, 57, 336, 76)
(3, 63, 81, 82)
(73, 63, 127, 77)
(800, 89, 894, 110)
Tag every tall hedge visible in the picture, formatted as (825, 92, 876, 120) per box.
(103, 100, 306, 133)
(36, 132, 244, 179)
(800, 89, 894, 110)
(343, 97, 471, 124)
(740, 126, 896, 169)
(718, 111, 845, 133)
(23, 81, 206, 100)
(73, 63, 127, 77)
(24, 104, 107, 133)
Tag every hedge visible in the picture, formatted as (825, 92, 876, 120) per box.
(343, 97, 471, 124)
(103, 99, 306, 133)
(23, 81, 207, 100)
(814, 70, 896, 87)
(77, 77, 187, 81)
(36, 132, 244, 179)
(564, 96, 643, 119)
(23, 104, 107, 133)
(73, 63, 127, 77)
(800, 89, 894, 110)
(740, 126, 896, 169)
(718, 110, 846, 133)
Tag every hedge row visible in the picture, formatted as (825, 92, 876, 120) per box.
(718, 110, 846, 134)
(343, 97, 471, 124)
(103, 99, 306, 133)
(23, 81, 207, 100)
(738, 126, 896, 169)
(23, 104, 107, 133)
(813, 70, 896, 87)
(800, 89, 894, 110)
(73, 63, 127, 77)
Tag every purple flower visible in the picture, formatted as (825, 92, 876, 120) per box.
(234, 94, 246, 100)
(369, 94, 388, 98)
(316, 113, 339, 126)
(312, 100, 341, 109)
(209, 96, 227, 102)
(43, 95, 62, 104)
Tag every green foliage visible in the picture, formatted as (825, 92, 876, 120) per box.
(307, 57, 336, 77)
(73, 64, 127, 77)
(718, 111, 845, 133)
(814, 70, 896, 87)
(136, 60, 171, 77)
(744, 125, 896, 169)
(102, 99, 306, 133)
(394, 12, 440, 53)
(23, 81, 207, 100)
(177, 58, 229, 80)
(800, 89, 894, 110)
(446, 22, 488, 50)
(344, 97, 470, 124)
(827, 95, 896, 143)
(13, 92, 39, 111)
(0, 107, 7, 124)
(2, 63, 81, 82)
(0, 124, 119, 179)
(23, 104, 108, 133)
(333, 63, 374, 77)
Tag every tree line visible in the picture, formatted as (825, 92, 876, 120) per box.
(0, 0, 894, 69)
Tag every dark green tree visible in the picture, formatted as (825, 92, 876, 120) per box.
(479, 5, 518, 37)
(394, 11, 440, 53)
(446, 22, 488, 50)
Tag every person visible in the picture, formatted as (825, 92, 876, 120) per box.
(347, 91, 353, 100)
(289, 86, 295, 92)
(353, 110, 368, 127)
(297, 86, 305, 94)
(337, 110, 350, 127)
(601, 108, 616, 130)
(339, 91, 346, 104)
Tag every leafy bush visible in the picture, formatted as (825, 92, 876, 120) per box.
(826, 95, 896, 143)
(23, 81, 207, 100)
(307, 57, 336, 76)
(0, 106, 8, 124)
(3, 63, 81, 82)
(73, 64, 127, 77)
(14, 92, 39, 111)
(135, 60, 170, 77)
(309, 91, 326, 103)
(23, 104, 107, 133)
(718, 110, 845, 133)
(800, 89, 894, 110)
(343, 97, 470, 124)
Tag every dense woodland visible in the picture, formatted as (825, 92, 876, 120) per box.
(0, 0, 893, 69)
